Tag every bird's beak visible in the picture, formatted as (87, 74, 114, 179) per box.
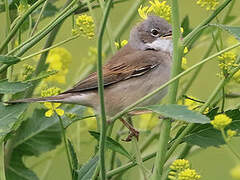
(162, 31, 172, 39)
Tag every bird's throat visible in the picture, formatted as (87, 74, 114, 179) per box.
(145, 38, 173, 54)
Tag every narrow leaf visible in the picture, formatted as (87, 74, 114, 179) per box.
(89, 131, 132, 160)
(77, 155, 99, 180)
(141, 104, 210, 124)
(0, 79, 32, 94)
(68, 139, 79, 180)
(0, 55, 20, 65)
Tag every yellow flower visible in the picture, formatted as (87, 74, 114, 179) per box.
(196, 0, 219, 11)
(170, 159, 190, 171)
(138, 113, 159, 131)
(138, 5, 152, 19)
(184, 47, 189, 54)
(138, 0, 171, 22)
(178, 168, 201, 180)
(218, 51, 237, 75)
(231, 165, 240, 180)
(41, 87, 64, 117)
(44, 102, 64, 117)
(45, 47, 72, 84)
(41, 87, 61, 97)
(75, 14, 95, 39)
(211, 114, 232, 130)
(115, 40, 128, 49)
(227, 129, 237, 138)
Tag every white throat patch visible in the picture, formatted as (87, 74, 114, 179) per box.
(145, 38, 173, 54)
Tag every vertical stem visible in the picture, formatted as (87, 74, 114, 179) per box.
(0, 143, 6, 180)
(97, 0, 113, 179)
(57, 114, 73, 175)
(152, 0, 182, 179)
(132, 137, 148, 180)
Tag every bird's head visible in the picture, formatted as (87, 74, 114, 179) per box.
(129, 16, 172, 53)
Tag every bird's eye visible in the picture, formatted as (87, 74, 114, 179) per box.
(151, 29, 159, 37)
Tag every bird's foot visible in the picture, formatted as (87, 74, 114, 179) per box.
(120, 118, 139, 142)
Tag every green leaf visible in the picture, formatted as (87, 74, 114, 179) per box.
(0, 55, 20, 65)
(68, 139, 79, 180)
(6, 109, 62, 180)
(89, 131, 132, 160)
(184, 109, 240, 148)
(77, 155, 99, 180)
(0, 79, 32, 94)
(210, 24, 240, 40)
(0, 103, 27, 139)
(23, 70, 58, 83)
(141, 104, 210, 124)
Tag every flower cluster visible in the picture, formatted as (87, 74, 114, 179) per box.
(196, 0, 219, 11)
(115, 40, 128, 49)
(210, 114, 232, 130)
(75, 14, 95, 39)
(41, 87, 64, 117)
(218, 51, 237, 73)
(168, 159, 201, 180)
(178, 96, 208, 113)
(138, 0, 171, 22)
(21, 64, 35, 81)
(45, 47, 72, 84)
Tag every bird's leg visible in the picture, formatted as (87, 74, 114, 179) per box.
(119, 117, 139, 142)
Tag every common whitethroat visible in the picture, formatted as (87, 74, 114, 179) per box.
(7, 16, 173, 139)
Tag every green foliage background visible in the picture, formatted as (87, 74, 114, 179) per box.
(0, 0, 240, 179)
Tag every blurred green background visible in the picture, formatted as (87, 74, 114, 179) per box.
(1, 0, 240, 179)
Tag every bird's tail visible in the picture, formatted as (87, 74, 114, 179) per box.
(5, 94, 67, 104)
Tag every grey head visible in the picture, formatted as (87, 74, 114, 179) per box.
(129, 16, 172, 53)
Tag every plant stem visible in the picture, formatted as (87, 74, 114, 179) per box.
(132, 137, 148, 180)
(97, 0, 113, 179)
(0, 143, 6, 180)
(178, 144, 192, 159)
(0, 0, 47, 54)
(221, 129, 240, 161)
(56, 114, 73, 175)
(30, 0, 49, 37)
(183, 0, 233, 46)
(21, 34, 80, 62)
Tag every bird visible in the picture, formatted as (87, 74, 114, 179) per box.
(6, 16, 173, 140)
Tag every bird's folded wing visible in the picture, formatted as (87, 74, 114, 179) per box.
(61, 50, 163, 94)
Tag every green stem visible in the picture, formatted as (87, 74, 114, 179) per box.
(21, 34, 80, 62)
(107, 152, 157, 178)
(30, 0, 49, 37)
(110, 42, 240, 123)
(221, 129, 240, 161)
(178, 144, 192, 159)
(132, 137, 148, 180)
(152, 0, 182, 178)
(56, 114, 73, 175)
(183, 0, 233, 46)
(24, 0, 80, 98)
(0, 143, 6, 180)
(97, 0, 113, 179)
(0, 0, 47, 54)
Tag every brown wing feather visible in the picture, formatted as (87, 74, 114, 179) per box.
(61, 47, 163, 94)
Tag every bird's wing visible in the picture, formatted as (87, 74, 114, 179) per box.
(61, 50, 164, 94)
